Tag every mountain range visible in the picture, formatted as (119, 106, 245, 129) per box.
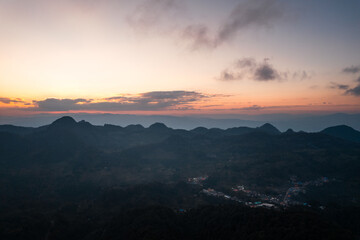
(1, 116, 359, 190)
(1, 113, 360, 132)
(1, 116, 360, 239)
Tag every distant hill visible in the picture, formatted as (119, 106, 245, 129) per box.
(321, 125, 360, 143)
(0, 124, 35, 135)
(1, 113, 360, 132)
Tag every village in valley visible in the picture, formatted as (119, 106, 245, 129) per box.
(187, 175, 331, 209)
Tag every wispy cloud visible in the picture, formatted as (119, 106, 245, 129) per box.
(182, 24, 214, 50)
(218, 57, 310, 82)
(0, 97, 26, 104)
(239, 105, 264, 111)
(337, 65, 360, 97)
(215, 0, 284, 46)
(127, 0, 182, 33)
(229, 104, 335, 111)
(183, 0, 285, 49)
(330, 81, 360, 97)
(329, 82, 350, 90)
(342, 65, 360, 74)
(218, 69, 240, 81)
(128, 0, 286, 50)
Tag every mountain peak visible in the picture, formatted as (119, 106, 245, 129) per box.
(285, 128, 295, 134)
(149, 122, 168, 130)
(258, 123, 281, 135)
(125, 124, 145, 132)
(78, 120, 93, 127)
(50, 116, 77, 127)
(323, 125, 353, 131)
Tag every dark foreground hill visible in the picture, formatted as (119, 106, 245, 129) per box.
(1, 204, 354, 240)
(321, 125, 360, 143)
(0, 116, 360, 239)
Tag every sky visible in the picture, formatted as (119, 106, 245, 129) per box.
(0, 0, 360, 117)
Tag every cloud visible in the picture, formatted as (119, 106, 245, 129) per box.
(254, 62, 280, 81)
(235, 58, 257, 68)
(330, 82, 350, 90)
(239, 105, 264, 111)
(127, 0, 181, 33)
(229, 104, 311, 111)
(215, 0, 284, 46)
(32, 91, 210, 112)
(182, 24, 214, 49)
(33, 98, 91, 111)
(329, 82, 360, 97)
(218, 57, 308, 82)
(218, 70, 241, 81)
(292, 71, 310, 81)
(129, 0, 286, 50)
(0, 97, 25, 104)
(345, 84, 360, 96)
(342, 65, 360, 74)
(183, 0, 285, 49)
(333, 64, 360, 96)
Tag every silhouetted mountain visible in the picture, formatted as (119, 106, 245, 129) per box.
(285, 128, 295, 134)
(50, 116, 77, 127)
(321, 125, 360, 143)
(124, 124, 145, 132)
(149, 122, 169, 130)
(0, 124, 35, 135)
(191, 126, 208, 134)
(3, 113, 360, 131)
(224, 126, 254, 136)
(257, 123, 281, 135)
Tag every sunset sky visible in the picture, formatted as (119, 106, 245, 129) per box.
(1, 0, 360, 116)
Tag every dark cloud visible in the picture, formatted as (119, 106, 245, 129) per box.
(0, 97, 25, 104)
(254, 63, 279, 81)
(330, 82, 350, 90)
(330, 80, 360, 97)
(356, 76, 360, 83)
(218, 57, 305, 82)
(33, 91, 209, 112)
(183, 0, 284, 49)
(342, 65, 360, 74)
(33, 98, 91, 111)
(345, 84, 360, 96)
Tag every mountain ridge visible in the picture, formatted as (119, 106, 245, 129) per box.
(2, 116, 360, 144)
